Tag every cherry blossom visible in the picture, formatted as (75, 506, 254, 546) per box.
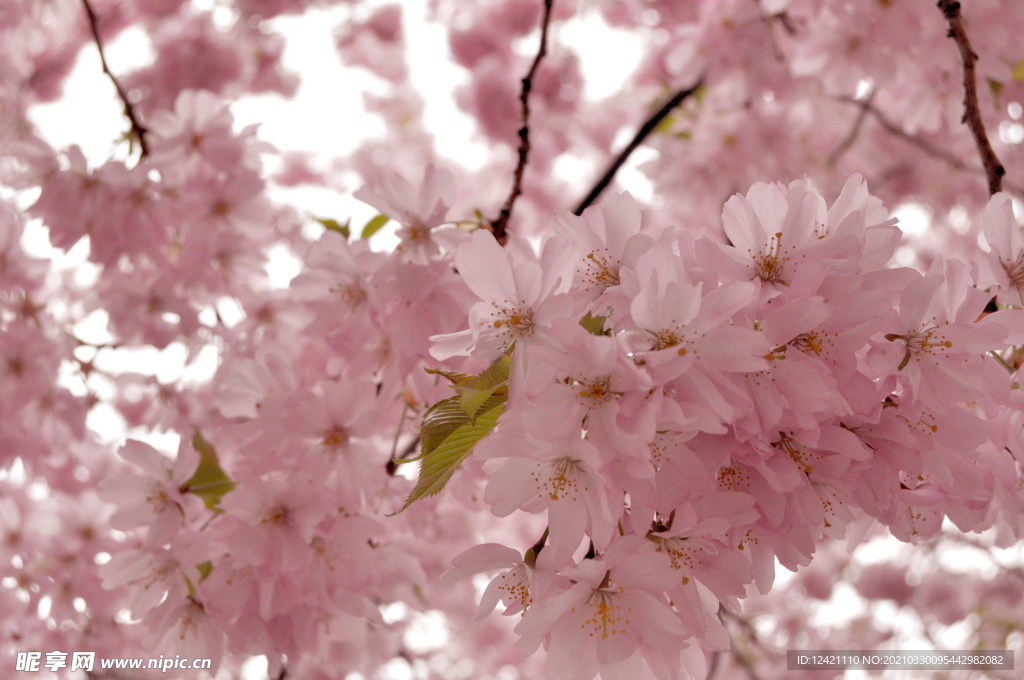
(4, 0, 1024, 678)
(98, 440, 199, 546)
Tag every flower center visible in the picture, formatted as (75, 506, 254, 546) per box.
(886, 323, 952, 370)
(537, 456, 583, 501)
(579, 249, 620, 289)
(774, 434, 819, 475)
(716, 464, 750, 491)
(581, 588, 628, 639)
(751, 231, 791, 284)
(489, 300, 534, 341)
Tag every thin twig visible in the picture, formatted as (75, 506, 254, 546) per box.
(389, 436, 420, 476)
(836, 94, 972, 171)
(937, 0, 1004, 195)
(81, 0, 149, 157)
(574, 81, 703, 216)
(490, 0, 555, 245)
(389, 401, 409, 460)
(827, 92, 874, 166)
(837, 97, 1024, 197)
(524, 526, 549, 566)
(989, 350, 1017, 374)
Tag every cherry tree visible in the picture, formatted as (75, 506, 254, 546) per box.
(2, 0, 1024, 679)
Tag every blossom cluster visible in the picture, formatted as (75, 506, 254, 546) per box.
(438, 180, 1024, 679)
(1, 0, 1024, 678)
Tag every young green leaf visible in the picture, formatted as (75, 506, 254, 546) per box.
(392, 399, 505, 514)
(180, 429, 235, 511)
(425, 352, 512, 418)
(315, 217, 351, 238)
(361, 214, 390, 239)
(579, 311, 611, 336)
(456, 352, 511, 417)
(424, 366, 476, 386)
(989, 79, 1004, 106)
(654, 114, 676, 135)
(407, 396, 469, 463)
(393, 352, 513, 512)
(195, 560, 214, 582)
(183, 560, 214, 597)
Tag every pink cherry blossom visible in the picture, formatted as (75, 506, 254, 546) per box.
(7, 1, 1024, 678)
(98, 440, 198, 546)
(355, 164, 458, 263)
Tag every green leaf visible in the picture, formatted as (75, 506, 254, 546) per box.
(425, 352, 512, 418)
(393, 400, 505, 513)
(361, 214, 390, 239)
(1013, 60, 1024, 81)
(316, 217, 350, 238)
(181, 429, 235, 511)
(459, 383, 504, 419)
(457, 353, 511, 417)
(196, 560, 213, 582)
(654, 114, 676, 135)
(989, 79, 1004, 106)
(183, 560, 214, 597)
(692, 83, 708, 105)
(424, 366, 476, 386)
(579, 311, 611, 336)
(394, 352, 513, 511)
(406, 397, 469, 463)
(468, 352, 512, 391)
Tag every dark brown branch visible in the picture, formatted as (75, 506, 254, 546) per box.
(574, 81, 703, 216)
(388, 436, 419, 476)
(523, 526, 549, 567)
(490, 0, 554, 245)
(937, 0, 1004, 195)
(81, 0, 149, 157)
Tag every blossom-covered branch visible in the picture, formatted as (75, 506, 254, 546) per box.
(490, 0, 554, 244)
(6, 1, 1024, 678)
(81, 0, 149, 157)
(574, 81, 703, 216)
(937, 0, 1004, 195)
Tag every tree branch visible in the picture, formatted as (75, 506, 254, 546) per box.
(836, 94, 972, 171)
(827, 92, 873, 167)
(81, 0, 149, 157)
(574, 81, 703, 216)
(937, 0, 1004, 195)
(490, 0, 555, 245)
